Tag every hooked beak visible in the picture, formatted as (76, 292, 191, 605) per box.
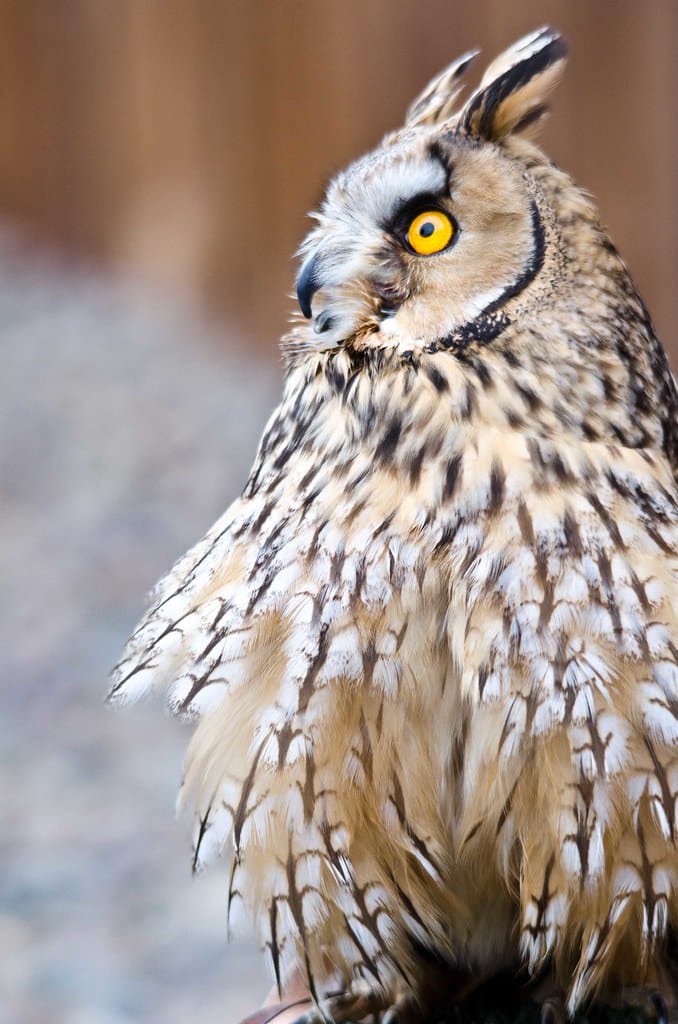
(296, 244, 399, 341)
(296, 252, 335, 335)
(296, 252, 321, 320)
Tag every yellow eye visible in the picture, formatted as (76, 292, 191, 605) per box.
(406, 210, 454, 255)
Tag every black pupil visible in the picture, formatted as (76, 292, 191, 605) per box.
(419, 221, 435, 237)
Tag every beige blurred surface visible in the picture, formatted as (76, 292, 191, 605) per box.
(0, 232, 278, 1022)
(0, 1, 674, 355)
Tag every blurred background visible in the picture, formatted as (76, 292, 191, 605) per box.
(1, 3, 676, 1023)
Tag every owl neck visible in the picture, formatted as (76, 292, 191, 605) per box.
(279, 280, 675, 487)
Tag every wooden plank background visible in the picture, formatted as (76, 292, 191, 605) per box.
(0, 0, 675, 362)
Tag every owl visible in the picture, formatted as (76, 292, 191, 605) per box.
(110, 27, 678, 1024)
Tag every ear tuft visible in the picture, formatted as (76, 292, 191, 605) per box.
(459, 27, 568, 141)
(405, 50, 478, 129)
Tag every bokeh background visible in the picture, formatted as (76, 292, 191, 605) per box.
(2, 3, 676, 1024)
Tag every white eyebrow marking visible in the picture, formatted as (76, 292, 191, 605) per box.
(329, 146, 449, 229)
(362, 158, 448, 225)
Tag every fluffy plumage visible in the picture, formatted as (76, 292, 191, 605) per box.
(110, 28, 678, 1023)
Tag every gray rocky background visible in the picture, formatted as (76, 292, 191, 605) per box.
(1, 228, 280, 1024)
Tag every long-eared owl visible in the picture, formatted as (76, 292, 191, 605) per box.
(110, 27, 678, 1024)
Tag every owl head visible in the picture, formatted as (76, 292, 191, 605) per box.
(289, 27, 571, 357)
(286, 28, 677, 466)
